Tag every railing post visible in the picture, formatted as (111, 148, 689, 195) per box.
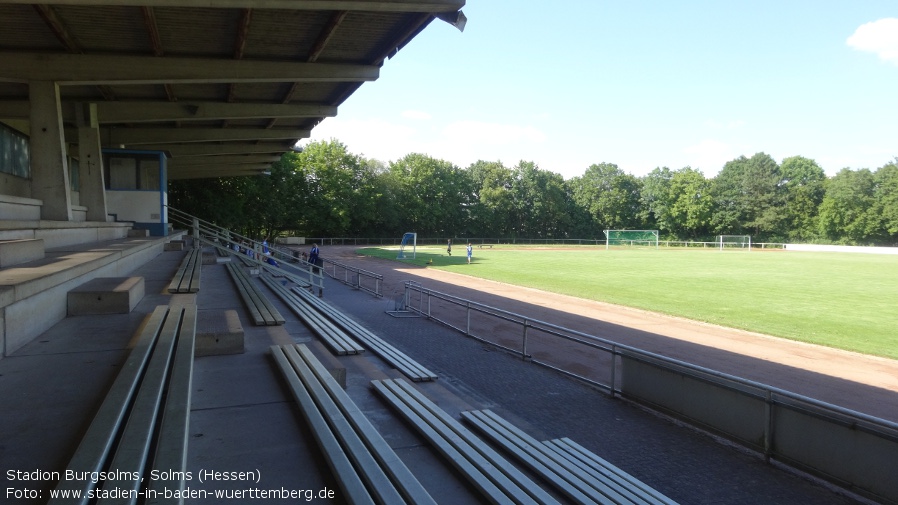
(610, 345, 618, 397)
(192, 217, 199, 241)
(764, 390, 773, 462)
(522, 320, 529, 360)
(465, 301, 471, 336)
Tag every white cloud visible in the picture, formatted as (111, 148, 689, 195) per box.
(305, 117, 418, 162)
(682, 139, 735, 173)
(401, 110, 431, 120)
(847, 18, 898, 65)
(704, 119, 745, 130)
(442, 120, 546, 145)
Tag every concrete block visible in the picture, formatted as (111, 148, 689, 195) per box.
(164, 241, 184, 251)
(128, 228, 150, 237)
(195, 309, 244, 356)
(202, 251, 217, 265)
(70, 205, 87, 222)
(0, 239, 45, 268)
(309, 340, 347, 389)
(67, 276, 145, 315)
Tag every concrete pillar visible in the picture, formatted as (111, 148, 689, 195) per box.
(76, 103, 108, 222)
(29, 81, 72, 221)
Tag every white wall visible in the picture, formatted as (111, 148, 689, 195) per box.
(785, 244, 898, 255)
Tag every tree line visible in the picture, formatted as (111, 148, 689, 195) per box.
(169, 140, 898, 246)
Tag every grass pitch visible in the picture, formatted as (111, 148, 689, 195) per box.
(360, 245, 898, 360)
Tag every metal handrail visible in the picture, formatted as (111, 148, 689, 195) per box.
(320, 257, 383, 297)
(166, 206, 325, 295)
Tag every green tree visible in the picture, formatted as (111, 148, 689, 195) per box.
(510, 161, 571, 238)
(779, 156, 826, 242)
(467, 160, 515, 237)
(286, 140, 379, 237)
(386, 153, 471, 236)
(667, 167, 713, 239)
(873, 159, 898, 245)
(711, 152, 784, 240)
(569, 162, 641, 233)
(639, 167, 673, 233)
(818, 168, 880, 244)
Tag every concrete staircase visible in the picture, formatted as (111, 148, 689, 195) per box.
(0, 221, 184, 359)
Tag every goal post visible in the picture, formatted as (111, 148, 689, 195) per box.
(397, 232, 417, 259)
(604, 230, 659, 249)
(718, 235, 752, 251)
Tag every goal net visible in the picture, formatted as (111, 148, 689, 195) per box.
(604, 230, 659, 249)
(718, 235, 751, 251)
(397, 232, 417, 259)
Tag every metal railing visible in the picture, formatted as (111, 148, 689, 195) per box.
(166, 206, 325, 295)
(320, 257, 383, 297)
(400, 280, 898, 504)
(304, 236, 787, 249)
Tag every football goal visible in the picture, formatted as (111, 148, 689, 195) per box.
(605, 230, 659, 249)
(718, 235, 752, 251)
(397, 232, 417, 259)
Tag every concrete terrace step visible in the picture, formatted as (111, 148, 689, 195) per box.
(0, 231, 185, 358)
(0, 219, 131, 249)
(0, 238, 45, 268)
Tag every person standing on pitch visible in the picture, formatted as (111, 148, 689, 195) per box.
(466, 242, 473, 264)
(447, 239, 452, 256)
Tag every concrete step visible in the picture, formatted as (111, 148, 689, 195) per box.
(0, 239, 45, 268)
(67, 276, 145, 315)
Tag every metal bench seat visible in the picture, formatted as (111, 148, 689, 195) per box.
(291, 286, 437, 382)
(462, 409, 678, 505)
(261, 275, 365, 355)
(49, 305, 197, 504)
(270, 344, 435, 505)
(225, 261, 285, 326)
(168, 247, 201, 293)
(372, 378, 562, 505)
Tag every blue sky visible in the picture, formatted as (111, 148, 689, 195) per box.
(304, 1, 898, 179)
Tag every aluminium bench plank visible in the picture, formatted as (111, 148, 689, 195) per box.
(270, 344, 376, 505)
(261, 276, 363, 355)
(168, 248, 201, 293)
(372, 378, 561, 505)
(48, 305, 171, 505)
(292, 286, 438, 382)
(271, 344, 435, 505)
(544, 439, 677, 505)
(226, 262, 285, 326)
(147, 305, 198, 504)
(462, 409, 629, 505)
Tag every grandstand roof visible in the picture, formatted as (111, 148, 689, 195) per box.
(0, 0, 466, 179)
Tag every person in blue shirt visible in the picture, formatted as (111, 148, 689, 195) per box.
(308, 243, 320, 268)
(466, 243, 473, 264)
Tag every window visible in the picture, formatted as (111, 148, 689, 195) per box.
(104, 154, 161, 191)
(69, 157, 80, 191)
(0, 123, 30, 178)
